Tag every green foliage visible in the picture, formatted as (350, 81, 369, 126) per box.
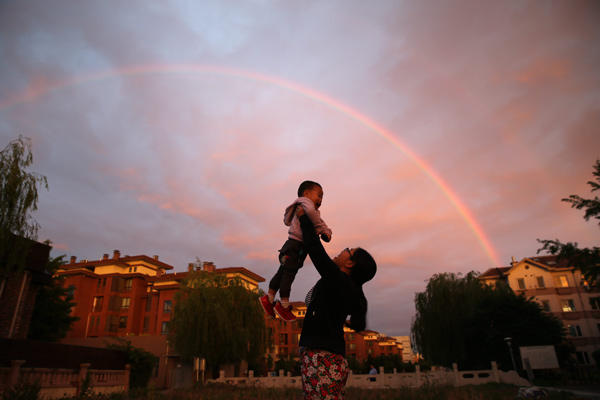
(0, 136, 48, 273)
(411, 272, 565, 370)
(104, 338, 157, 390)
(0, 379, 41, 400)
(28, 254, 80, 341)
(78, 373, 94, 399)
(168, 266, 267, 375)
(273, 354, 300, 376)
(538, 159, 600, 287)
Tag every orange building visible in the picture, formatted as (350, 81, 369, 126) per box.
(56, 250, 264, 388)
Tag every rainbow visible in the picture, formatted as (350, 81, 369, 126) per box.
(0, 64, 502, 267)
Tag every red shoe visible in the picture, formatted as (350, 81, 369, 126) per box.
(260, 295, 276, 319)
(274, 301, 297, 322)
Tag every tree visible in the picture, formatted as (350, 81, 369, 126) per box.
(411, 272, 565, 370)
(104, 337, 157, 389)
(27, 253, 79, 342)
(538, 159, 600, 288)
(168, 266, 267, 377)
(0, 136, 48, 274)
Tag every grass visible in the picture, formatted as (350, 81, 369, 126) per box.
(3, 381, 588, 400)
(58, 383, 585, 400)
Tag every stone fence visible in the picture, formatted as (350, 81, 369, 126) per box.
(213, 362, 530, 389)
(0, 360, 130, 399)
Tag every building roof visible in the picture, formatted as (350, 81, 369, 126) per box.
(479, 255, 574, 280)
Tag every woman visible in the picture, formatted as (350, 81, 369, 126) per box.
(296, 208, 377, 399)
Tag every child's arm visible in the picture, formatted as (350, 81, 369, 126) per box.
(297, 198, 333, 240)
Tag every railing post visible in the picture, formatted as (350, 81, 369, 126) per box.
(124, 364, 131, 391)
(452, 363, 460, 387)
(415, 364, 421, 388)
(491, 361, 499, 383)
(77, 363, 91, 396)
(9, 360, 25, 389)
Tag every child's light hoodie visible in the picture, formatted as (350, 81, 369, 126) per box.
(283, 197, 332, 242)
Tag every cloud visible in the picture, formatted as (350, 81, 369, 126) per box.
(1, 0, 598, 337)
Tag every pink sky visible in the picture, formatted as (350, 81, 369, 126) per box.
(1, 1, 599, 337)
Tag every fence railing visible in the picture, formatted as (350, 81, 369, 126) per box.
(0, 360, 130, 399)
(213, 361, 530, 389)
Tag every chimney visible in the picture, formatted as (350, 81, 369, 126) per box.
(203, 262, 215, 273)
(511, 256, 517, 266)
(103, 253, 109, 261)
(70, 256, 77, 264)
(188, 263, 194, 273)
(113, 250, 120, 260)
(153, 255, 159, 260)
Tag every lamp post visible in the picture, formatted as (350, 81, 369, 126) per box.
(504, 337, 517, 373)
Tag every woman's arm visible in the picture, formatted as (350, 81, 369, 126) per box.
(298, 213, 339, 279)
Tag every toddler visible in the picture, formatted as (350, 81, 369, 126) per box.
(260, 180, 332, 322)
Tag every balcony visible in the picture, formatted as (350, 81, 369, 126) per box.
(561, 311, 583, 320)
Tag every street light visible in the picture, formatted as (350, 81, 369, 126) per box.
(504, 337, 517, 373)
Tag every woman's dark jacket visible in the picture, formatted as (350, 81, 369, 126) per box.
(298, 214, 360, 356)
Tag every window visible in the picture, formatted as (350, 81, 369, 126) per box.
(568, 325, 583, 337)
(576, 351, 590, 365)
(107, 316, 118, 332)
(536, 276, 545, 288)
(347, 343, 356, 351)
(97, 279, 102, 288)
(541, 300, 551, 312)
(146, 295, 152, 312)
(161, 322, 169, 335)
(347, 333, 355, 341)
(367, 348, 372, 355)
(119, 316, 128, 329)
(561, 299, 576, 312)
(517, 278, 525, 290)
(95, 316, 100, 328)
(279, 334, 288, 345)
(555, 275, 569, 288)
(163, 300, 172, 313)
(591, 298, 600, 310)
(124, 278, 133, 290)
(143, 316, 150, 332)
(93, 296, 104, 312)
(67, 285, 76, 297)
(121, 297, 130, 310)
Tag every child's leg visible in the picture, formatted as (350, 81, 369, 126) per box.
(268, 288, 276, 303)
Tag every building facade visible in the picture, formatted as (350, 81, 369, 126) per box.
(55, 250, 265, 387)
(480, 255, 600, 366)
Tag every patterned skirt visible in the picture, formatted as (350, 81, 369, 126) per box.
(300, 348, 349, 399)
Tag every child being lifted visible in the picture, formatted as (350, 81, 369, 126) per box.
(260, 180, 332, 322)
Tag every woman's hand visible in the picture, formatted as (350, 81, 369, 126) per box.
(296, 205, 305, 217)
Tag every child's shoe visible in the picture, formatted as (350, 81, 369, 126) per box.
(274, 301, 297, 322)
(259, 295, 276, 319)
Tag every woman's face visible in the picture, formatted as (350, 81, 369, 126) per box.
(333, 247, 355, 272)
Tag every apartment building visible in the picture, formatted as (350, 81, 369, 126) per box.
(55, 250, 265, 387)
(263, 304, 403, 365)
(480, 255, 600, 366)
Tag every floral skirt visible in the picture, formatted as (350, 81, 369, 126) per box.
(300, 348, 349, 399)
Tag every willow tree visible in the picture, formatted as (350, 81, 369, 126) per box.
(0, 136, 48, 273)
(411, 272, 486, 368)
(411, 271, 565, 370)
(168, 269, 267, 377)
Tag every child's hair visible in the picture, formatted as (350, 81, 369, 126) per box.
(297, 180, 322, 197)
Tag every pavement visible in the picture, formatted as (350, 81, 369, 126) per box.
(542, 385, 600, 399)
